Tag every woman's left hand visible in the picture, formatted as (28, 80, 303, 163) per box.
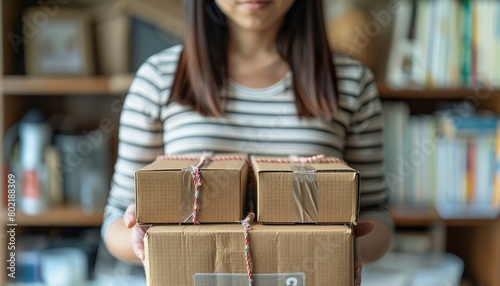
(353, 221, 375, 286)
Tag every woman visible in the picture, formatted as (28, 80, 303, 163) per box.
(103, 0, 394, 285)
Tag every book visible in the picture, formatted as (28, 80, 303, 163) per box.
(384, 0, 415, 87)
(475, 1, 494, 87)
(435, 114, 500, 218)
(493, 2, 500, 87)
(461, 0, 472, 87)
(426, 1, 439, 87)
(493, 123, 500, 206)
(383, 102, 410, 206)
(448, 0, 462, 87)
(435, 0, 452, 87)
(412, 0, 430, 86)
(410, 117, 421, 206)
(475, 136, 495, 205)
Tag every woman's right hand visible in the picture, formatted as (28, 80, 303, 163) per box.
(124, 204, 150, 261)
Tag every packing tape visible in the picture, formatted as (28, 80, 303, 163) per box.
(180, 166, 196, 223)
(291, 165, 318, 223)
(193, 273, 306, 286)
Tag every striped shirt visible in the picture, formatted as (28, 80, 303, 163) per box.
(102, 45, 393, 236)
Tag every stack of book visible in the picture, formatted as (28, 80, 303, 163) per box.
(386, 0, 500, 89)
(383, 102, 500, 218)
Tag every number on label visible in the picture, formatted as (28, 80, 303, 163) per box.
(286, 277, 298, 285)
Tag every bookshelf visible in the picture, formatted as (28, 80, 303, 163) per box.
(0, 1, 140, 218)
(379, 82, 500, 286)
(362, 0, 500, 284)
(0, 1, 128, 285)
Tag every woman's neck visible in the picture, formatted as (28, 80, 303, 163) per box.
(227, 21, 280, 58)
(225, 20, 289, 88)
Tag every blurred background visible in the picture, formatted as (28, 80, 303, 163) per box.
(0, 0, 499, 285)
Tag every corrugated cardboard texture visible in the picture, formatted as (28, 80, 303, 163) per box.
(145, 224, 353, 286)
(135, 154, 248, 224)
(252, 156, 359, 224)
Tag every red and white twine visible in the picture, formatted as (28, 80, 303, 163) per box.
(254, 154, 345, 164)
(241, 212, 255, 286)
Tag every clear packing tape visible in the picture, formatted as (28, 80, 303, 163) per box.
(194, 273, 306, 286)
(181, 166, 198, 223)
(291, 165, 318, 223)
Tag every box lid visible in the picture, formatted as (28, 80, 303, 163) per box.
(138, 153, 248, 172)
(251, 155, 357, 178)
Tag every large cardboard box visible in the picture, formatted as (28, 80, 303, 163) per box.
(135, 154, 248, 224)
(145, 224, 354, 286)
(252, 156, 359, 224)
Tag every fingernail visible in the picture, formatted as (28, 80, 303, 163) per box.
(138, 253, 144, 261)
(356, 267, 361, 274)
(126, 216, 134, 227)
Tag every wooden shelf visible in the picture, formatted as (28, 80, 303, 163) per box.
(15, 205, 103, 227)
(390, 207, 499, 227)
(378, 83, 500, 99)
(1, 75, 134, 96)
(4, 77, 498, 99)
(390, 207, 441, 226)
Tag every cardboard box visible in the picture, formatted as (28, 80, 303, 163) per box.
(145, 224, 354, 286)
(252, 156, 359, 224)
(135, 154, 248, 224)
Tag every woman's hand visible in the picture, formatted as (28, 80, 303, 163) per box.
(124, 204, 150, 261)
(353, 221, 375, 286)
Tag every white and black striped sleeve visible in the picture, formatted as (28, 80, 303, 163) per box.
(343, 67, 393, 228)
(102, 55, 165, 237)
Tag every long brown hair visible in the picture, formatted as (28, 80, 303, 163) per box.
(169, 0, 339, 120)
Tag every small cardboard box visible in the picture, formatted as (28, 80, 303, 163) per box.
(145, 224, 354, 286)
(252, 156, 359, 224)
(135, 154, 248, 224)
